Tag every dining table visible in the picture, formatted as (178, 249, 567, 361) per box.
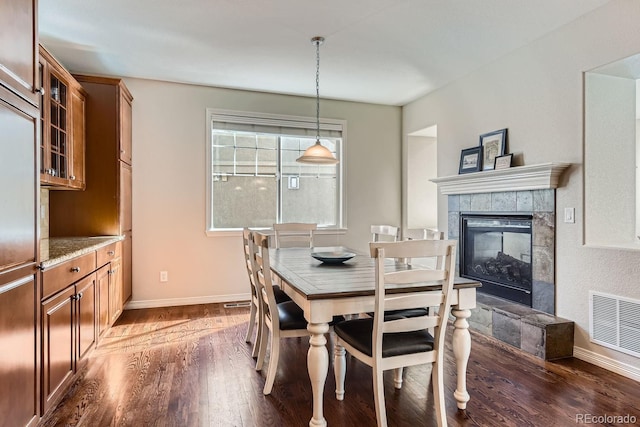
(269, 246, 481, 427)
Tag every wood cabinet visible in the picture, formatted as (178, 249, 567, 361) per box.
(41, 272, 96, 414)
(1, 2, 40, 426)
(0, 16, 40, 425)
(0, 0, 38, 106)
(96, 242, 123, 337)
(0, 266, 40, 427)
(39, 45, 86, 189)
(96, 265, 110, 337)
(50, 76, 133, 303)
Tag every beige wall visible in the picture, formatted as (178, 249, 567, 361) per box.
(406, 135, 438, 230)
(403, 0, 640, 373)
(124, 78, 401, 306)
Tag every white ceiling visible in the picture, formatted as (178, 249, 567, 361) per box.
(39, 0, 610, 106)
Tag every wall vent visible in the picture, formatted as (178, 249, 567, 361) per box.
(223, 301, 251, 309)
(589, 291, 640, 358)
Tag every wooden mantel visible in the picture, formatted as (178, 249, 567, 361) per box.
(430, 162, 571, 195)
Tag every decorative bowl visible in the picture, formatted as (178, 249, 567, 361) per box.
(311, 247, 356, 264)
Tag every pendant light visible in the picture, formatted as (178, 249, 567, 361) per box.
(296, 36, 339, 164)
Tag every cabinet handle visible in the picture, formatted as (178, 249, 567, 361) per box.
(78, 292, 83, 299)
(37, 87, 45, 95)
(107, 251, 115, 256)
(70, 175, 76, 180)
(71, 294, 78, 301)
(70, 267, 80, 273)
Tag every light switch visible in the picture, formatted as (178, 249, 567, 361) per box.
(564, 207, 575, 223)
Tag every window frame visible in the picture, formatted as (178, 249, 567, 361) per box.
(205, 108, 346, 236)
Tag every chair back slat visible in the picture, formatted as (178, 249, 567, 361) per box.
(384, 269, 447, 285)
(273, 223, 317, 248)
(370, 239, 451, 258)
(383, 314, 440, 333)
(383, 292, 444, 311)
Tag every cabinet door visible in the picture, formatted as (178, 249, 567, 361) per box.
(120, 162, 132, 233)
(38, 46, 86, 190)
(119, 89, 132, 165)
(0, 93, 37, 271)
(69, 86, 86, 189)
(0, 0, 38, 105)
(0, 268, 39, 427)
(42, 286, 75, 413)
(109, 257, 123, 325)
(96, 264, 110, 337)
(45, 67, 70, 185)
(76, 273, 96, 362)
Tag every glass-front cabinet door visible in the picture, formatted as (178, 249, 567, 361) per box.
(39, 45, 85, 189)
(47, 71, 69, 181)
(40, 54, 70, 186)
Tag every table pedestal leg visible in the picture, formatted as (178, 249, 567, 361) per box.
(334, 343, 346, 400)
(308, 322, 329, 427)
(451, 307, 471, 410)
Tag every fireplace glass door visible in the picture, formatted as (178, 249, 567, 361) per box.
(460, 214, 533, 306)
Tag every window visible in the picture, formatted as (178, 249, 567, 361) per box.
(206, 109, 345, 233)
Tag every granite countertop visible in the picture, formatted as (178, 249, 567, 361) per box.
(40, 236, 124, 268)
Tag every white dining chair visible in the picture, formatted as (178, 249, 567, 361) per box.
(371, 224, 398, 242)
(242, 228, 262, 359)
(242, 228, 292, 366)
(252, 231, 312, 395)
(273, 222, 317, 248)
(333, 239, 457, 427)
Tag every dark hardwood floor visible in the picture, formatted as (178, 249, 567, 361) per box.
(39, 303, 640, 427)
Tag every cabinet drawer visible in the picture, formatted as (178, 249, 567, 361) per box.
(97, 242, 121, 267)
(42, 252, 96, 299)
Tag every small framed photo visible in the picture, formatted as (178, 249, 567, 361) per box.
(479, 128, 507, 171)
(494, 154, 513, 170)
(458, 147, 482, 174)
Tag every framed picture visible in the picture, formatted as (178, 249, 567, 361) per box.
(494, 153, 513, 170)
(458, 147, 482, 174)
(479, 128, 507, 171)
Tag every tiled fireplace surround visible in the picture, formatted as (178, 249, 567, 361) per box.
(433, 163, 574, 359)
(447, 189, 556, 314)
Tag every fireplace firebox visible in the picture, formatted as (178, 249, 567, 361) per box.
(460, 214, 533, 306)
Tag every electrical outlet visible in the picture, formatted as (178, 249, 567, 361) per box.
(160, 271, 169, 282)
(564, 207, 575, 224)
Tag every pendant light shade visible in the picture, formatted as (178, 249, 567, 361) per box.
(297, 36, 339, 165)
(296, 140, 339, 164)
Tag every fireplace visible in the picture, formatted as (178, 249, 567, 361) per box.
(460, 214, 533, 306)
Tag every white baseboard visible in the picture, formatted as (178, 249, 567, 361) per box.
(124, 293, 251, 310)
(573, 347, 640, 382)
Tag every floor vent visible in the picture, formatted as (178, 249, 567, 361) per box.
(223, 301, 251, 308)
(590, 291, 640, 357)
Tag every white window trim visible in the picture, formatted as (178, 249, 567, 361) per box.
(205, 108, 347, 236)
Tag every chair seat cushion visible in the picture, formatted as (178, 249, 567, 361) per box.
(276, 301, 344, 330)
(334, 318, 434, 358)
(273, 285, 292, 303)
(277, 301, 308, 330)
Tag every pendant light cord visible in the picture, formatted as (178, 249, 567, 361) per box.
(315, 38, 321, 143)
